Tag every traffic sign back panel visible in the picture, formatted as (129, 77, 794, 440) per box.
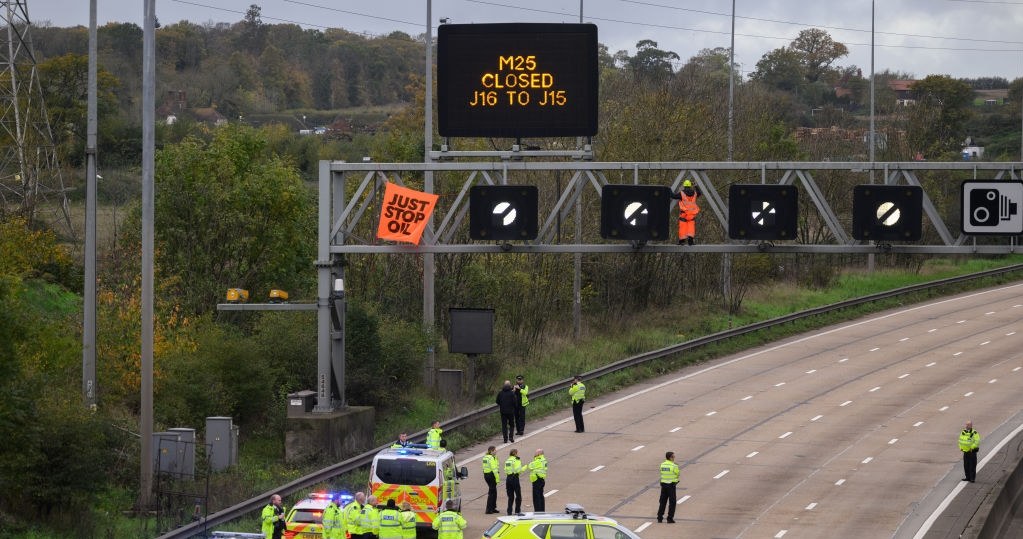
(961, 181, 1023, 235)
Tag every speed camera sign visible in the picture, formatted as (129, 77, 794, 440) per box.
(961, 181, 1023, 235)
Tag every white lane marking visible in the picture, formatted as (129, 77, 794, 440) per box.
(805, 502, 818, 510)
(889, 438, 899, 445)
(1015, 305, 1023, 308)
(839, 357, 849, 363)
(746, 451, 759, 458)
(835, 479, 846, 486)
(957, 320, 967, 324)
(677, 495, 691, 505)
(862, 457, 873, 464)
(980, 341, 990, 346)
(775, 382, 786, 387)
(544, 489, 558, 497)
(899, 374, 910, 379)
(714, 470, 730, 479)
(986, 311, 996, 315)
(590, 465, 604, 472)
(953, 352, 963, 357)
(454, 282, 1023, 470)
(779, 431, 793, 439)
(870, 347, 880, 352)
(989, 379, 998, 384)
(811, 414, 823, 422)
(940, 406, 949, 411)
(670, 427, 682, 432)
(741, 395, 753, 401)
(900, 337, 910, 342)
(928, 328, 937, 333)
(914, 421, 924, 427)
(841, 400, 853, 407)
(869, 386, 881, 392)
(913, 421, 1023, 539)
(1014, 367, 1022, 372)
(964, 391, 974, 397)
(805, 369, 817, 374)
(706, 411, 717, 416)
(775, 531, 788, 538)
(632, 445, 645, 451)
(926, 362, 936, 367)
(1008, 331, 1016, 336)
(635, 522, 652, 533)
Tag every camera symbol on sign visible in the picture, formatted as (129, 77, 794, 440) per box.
(969, 188, 1018, 227)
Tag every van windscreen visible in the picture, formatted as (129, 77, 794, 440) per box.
(375, 458, 437, 485)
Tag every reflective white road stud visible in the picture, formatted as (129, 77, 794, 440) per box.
(962, 181, 1023, 235)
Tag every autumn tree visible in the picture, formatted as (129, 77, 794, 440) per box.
(908, 75, 974, 157)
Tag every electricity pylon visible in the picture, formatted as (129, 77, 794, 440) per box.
(0, 0, 74, 239)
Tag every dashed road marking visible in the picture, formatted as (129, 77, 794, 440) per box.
(775, 382, 786, 387)
(835, 479, 846, 486)
(714, 470, 730, 479)
(706, 411, 717, 417)
(989, 379, 998, 384)
(900, 337, 910, 342)
(870, 347, 880, 352)
(670, 427, 682, 432)
(775, 530, 788, 538)
(677, 495, 691, 505)
(805, 502, 818, 510)
(1008, 332, 1016, 336)
(889, 438, 899, 445)
(741, 395, 753, 401)
(926, 362, 936, 367)
(632, 445, 645, 451)
(862, 457, 873, 464)
(953, 352, 963, 356)
(635, 522, 652, 533)
(899, 374, 910, 379)
(869, 386, 881, 392)
(805, 369, 816, 374)
(928, 328, 937, 333)
(964, 392, 974, 397)
(839, 357, 849, 363)
(985, 311, 996, 315)
(811, 414, 823, 422)
(957, 320, 967, 324)
(940, 406, 949, 411)
(914, 421, 924, 427)
(841, 400, 853, 407)
(545, 489, 558, 497)
(980, 341, 990, 346)
(746, 451, 759, 458)
(590, 465, 604, 472)
(779, 431, 793, 439)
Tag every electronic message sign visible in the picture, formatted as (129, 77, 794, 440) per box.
(437, 23, 599, 138)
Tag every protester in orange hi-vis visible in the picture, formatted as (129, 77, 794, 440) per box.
(671, 179, 700, 245)
(376, 182, 439, 245)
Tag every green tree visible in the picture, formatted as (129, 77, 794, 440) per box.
(789, 28, 848, 83)
(37, 53, 121, 165)
(908, 75, 974, 156)
(751, 47, 804, 92)
(120, 124, 316, 317)
(627, 40, 679, 81)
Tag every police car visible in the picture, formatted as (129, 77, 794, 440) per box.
(481, 504, 642, 539)
(283, 491, 351, 539)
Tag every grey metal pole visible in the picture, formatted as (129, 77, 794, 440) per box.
(868, 0, 876, 272)
(574, 1, 583, 340)
(140, 0, 156, 509)
(423, 1, 436, 387)
(727, 0, 735, 161)
(83, 0, 97, 410)
(316, 161, 332, 411)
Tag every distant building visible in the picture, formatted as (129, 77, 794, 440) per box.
(962, 145, 984, 161)
(887, 80, 917, 106)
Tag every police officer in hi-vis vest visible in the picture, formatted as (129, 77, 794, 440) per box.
(656, 451, 679, 523)
(959, 420, 980, 482)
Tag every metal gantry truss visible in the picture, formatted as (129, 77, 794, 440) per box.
(307, 159, 1023, 412)
(322, 160, 1023, 255)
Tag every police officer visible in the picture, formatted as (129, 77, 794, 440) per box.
(482, 445, 501, 514)
(514, 375, 530, 436)
(432, 500, 467, 539)
(528, 448, 548, 512)
(391, 433, 412, 448)
(260, 494, 286, 539)
(360, 495, 381, 539)
(399, 501, 417, 539)
(656, 452, 679, 523)
(378, 499, 403, 539)
(344, 492, 365, 539)
(322, 494, 345, 539)
(426, 421, 443, 449)
(504, 448, 523, 515)
(959, 420, 981, 482)
(569, 376, 586, 433)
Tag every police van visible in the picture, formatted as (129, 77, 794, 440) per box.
(368, 446, 468, 533)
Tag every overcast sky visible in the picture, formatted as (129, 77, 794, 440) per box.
(31, 0, 1023, 80)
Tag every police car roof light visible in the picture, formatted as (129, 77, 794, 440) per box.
(565, 504, 587, 518)
(394, 449, 424, 456)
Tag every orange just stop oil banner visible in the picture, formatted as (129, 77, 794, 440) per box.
(376, 182, 439, 245)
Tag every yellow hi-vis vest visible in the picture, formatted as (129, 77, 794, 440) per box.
(519, 384, 530, 406)
(378, 507, 403, 539)
(529, 455, 548, 482)
(959, 429, 980, 452)
(322, 503, 345, 539)
(659, 459, 679, 484)
(569, 381, 585, 402)
(482, 454, 500, 483)
(400, 509, 417, 539)
(343, 501, 363, 534)
(432, 510, 467, 539)
(505, 456, 523, 477)
(427, 427, 443, 449)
